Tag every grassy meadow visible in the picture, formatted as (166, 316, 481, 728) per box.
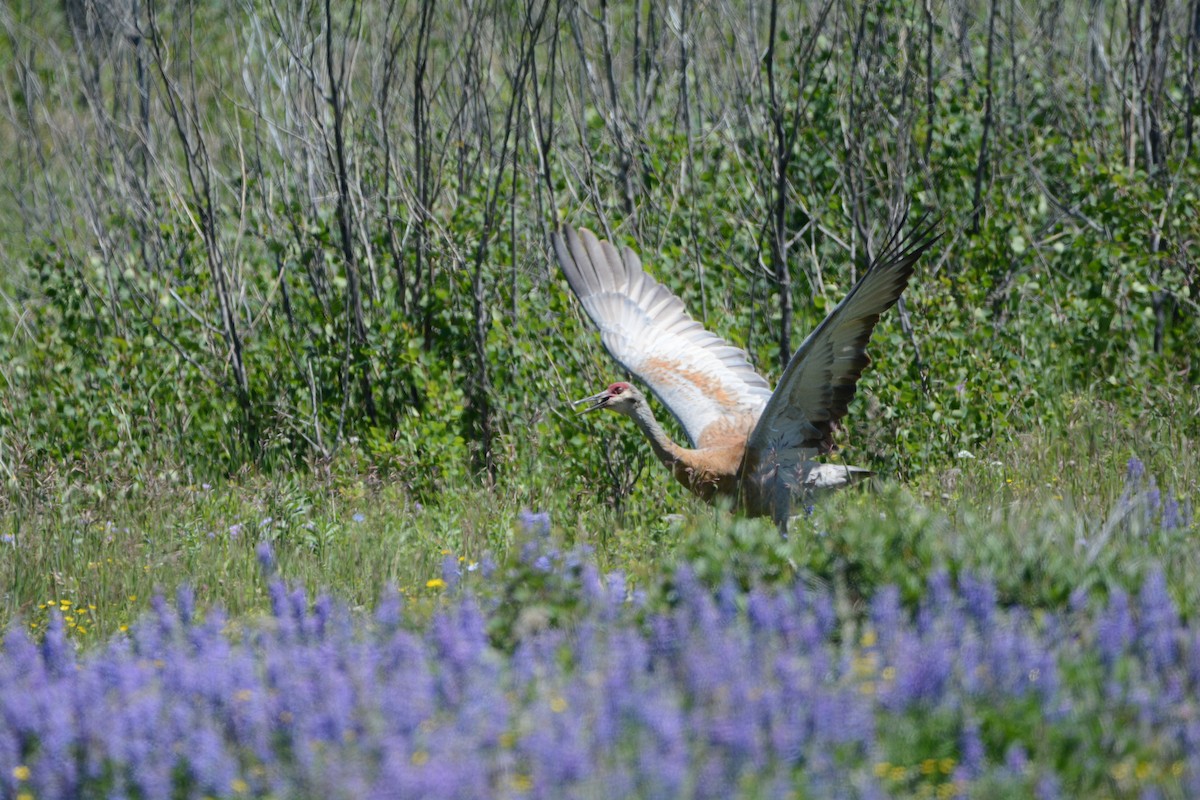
(2, 393, 1197, 644)
(2, 0, 1200, 797)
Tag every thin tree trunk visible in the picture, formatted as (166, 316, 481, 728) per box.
(414, 0, 436, 348)
(969, 0, 999, 234)
(324, 0, 377, 424)
(765, 0, 793, 370)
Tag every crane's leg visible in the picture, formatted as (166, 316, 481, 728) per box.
(772, 473, 792, 536)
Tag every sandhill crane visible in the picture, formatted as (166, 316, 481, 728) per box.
(552, 217, 939, 531)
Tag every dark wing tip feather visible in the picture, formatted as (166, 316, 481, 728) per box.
(815, 216, 941, 442)
(871, 212, 942, 282)
(748, 214, 941, 457)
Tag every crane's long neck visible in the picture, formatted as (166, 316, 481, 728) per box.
(624, 402, 687, 466)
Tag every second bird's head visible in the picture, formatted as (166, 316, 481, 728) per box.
(574, 381, 644, 416)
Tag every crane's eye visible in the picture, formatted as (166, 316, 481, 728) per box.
(611, 385, 623, 394)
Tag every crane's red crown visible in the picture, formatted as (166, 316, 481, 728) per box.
(607, 381, 632, 395)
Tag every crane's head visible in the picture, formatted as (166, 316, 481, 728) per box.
(573, 381, 643, 416)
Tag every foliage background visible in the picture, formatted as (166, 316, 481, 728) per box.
(0, 0, 1198, 640)
(1, 0, 1196, 505)
(1, 3, 1199, 795)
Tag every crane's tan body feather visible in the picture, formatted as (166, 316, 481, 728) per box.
(553, 220, 938, 526)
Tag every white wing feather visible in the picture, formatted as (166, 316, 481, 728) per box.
(553, 225, 771, 447)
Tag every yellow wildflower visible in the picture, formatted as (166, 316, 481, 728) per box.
(13, 765, 31, 781)
(426, 578, 446, 589)
(550, 696, 568, 713)
(411, 750, 429, 766)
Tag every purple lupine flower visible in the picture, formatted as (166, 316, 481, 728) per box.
(176, 584, 196, 627)
(1137, 568, 1179, 671)
(1145, 477, 1161, 524)
(2, 555, 1198, 799)
(1069, 586, 1090, 614)
(1127, 456, 1145, 483)
(961, 572, 997, 626)
(1004, 742, 1028, 774)
(1096, 588, 1135, 665)
(1036, 772, 1062, 800)
(883, 628, 953, 708)
(40, 613, 75, 678)
(960, 719, 986, 777)
(1161, 493, 1181, 531)
(519, 509, 551, 536)
(440, 554, 461, 591)
(256, 541, 277, 576)
(870, 585, 902, 649)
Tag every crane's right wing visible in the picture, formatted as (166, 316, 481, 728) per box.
(741, 216, 940, 513)
(552, 225, 772, 447)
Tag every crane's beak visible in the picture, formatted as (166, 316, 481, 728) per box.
(572, 390, 610, 414)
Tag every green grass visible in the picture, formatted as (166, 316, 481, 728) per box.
(3, 384, 1195, 645)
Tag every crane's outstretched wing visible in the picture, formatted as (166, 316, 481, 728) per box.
(742, 216, 940, 504)
(553, 225, 772, 447)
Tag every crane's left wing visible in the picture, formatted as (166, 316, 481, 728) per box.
(553, 225, 772, 447)
(742, 216, 940, 487)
